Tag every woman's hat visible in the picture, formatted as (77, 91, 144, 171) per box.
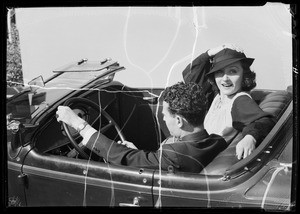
(206, 48, 254, 76)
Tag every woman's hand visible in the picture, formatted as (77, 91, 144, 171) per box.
(117, 140, 138, 150)
(236, 135, 256, 160)
(207, 43, 243, 57)
(56, 106, 85, 130)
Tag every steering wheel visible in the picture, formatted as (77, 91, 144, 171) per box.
(62, 97, 126, 159)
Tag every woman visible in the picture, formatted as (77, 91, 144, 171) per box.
(182, 44, 276, 160)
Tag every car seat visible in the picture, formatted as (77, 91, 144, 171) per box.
(201, 86, 293, 175)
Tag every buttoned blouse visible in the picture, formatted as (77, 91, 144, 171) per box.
(204, 92, 251, 143)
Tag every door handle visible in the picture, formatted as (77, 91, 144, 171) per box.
(119, 196, 140, 207)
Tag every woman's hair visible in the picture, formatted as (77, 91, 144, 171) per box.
(207, 60, 257, 93)
(161, 82, 208, 127)
(241, 63, 257, 91)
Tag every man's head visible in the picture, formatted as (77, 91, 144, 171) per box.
(161, 82, 208, 136)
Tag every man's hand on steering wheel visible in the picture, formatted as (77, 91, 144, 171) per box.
(56, 106, 85, 132)
(56, 97, 127, 160)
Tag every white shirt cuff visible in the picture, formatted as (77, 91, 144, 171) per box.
(80, 125, 97, 146)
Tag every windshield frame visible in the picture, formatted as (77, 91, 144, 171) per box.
(6, 62, 125, 124)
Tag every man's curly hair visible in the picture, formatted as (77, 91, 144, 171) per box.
(161, 82, 208, 127)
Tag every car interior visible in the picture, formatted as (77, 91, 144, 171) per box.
(35, 81, 292, 175)
(36, 82, 164, 156)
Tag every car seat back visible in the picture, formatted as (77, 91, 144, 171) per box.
(201, 87, 292, 175)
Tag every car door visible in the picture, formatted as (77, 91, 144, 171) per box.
(8, 145, 155, 207)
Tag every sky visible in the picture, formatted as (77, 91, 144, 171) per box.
(14, 4, 293, 90)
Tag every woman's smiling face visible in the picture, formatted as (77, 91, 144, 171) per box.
(214, 61, 244, 96)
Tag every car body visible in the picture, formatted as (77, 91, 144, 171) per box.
(6, 58, 295, 210)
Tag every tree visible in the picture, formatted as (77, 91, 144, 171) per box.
(7, 8, 24, 87)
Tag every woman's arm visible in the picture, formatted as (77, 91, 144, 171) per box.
(182, 44, 244, 106)
(182, 51, 214, 106)
(231, 96, 276, 159)
(232, 96, 276, 141)
(182, 51, 211, 84)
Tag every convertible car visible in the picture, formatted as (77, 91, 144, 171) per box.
(6, 58, 295, 210)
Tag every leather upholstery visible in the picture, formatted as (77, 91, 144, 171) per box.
(201, 88, 292, 175)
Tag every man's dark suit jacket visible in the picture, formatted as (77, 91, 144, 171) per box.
(86, 130, 227, 173)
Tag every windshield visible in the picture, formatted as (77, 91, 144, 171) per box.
(6, 64, 119, 124)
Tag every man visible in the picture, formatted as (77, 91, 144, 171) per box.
(56, 82, 227, 173)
